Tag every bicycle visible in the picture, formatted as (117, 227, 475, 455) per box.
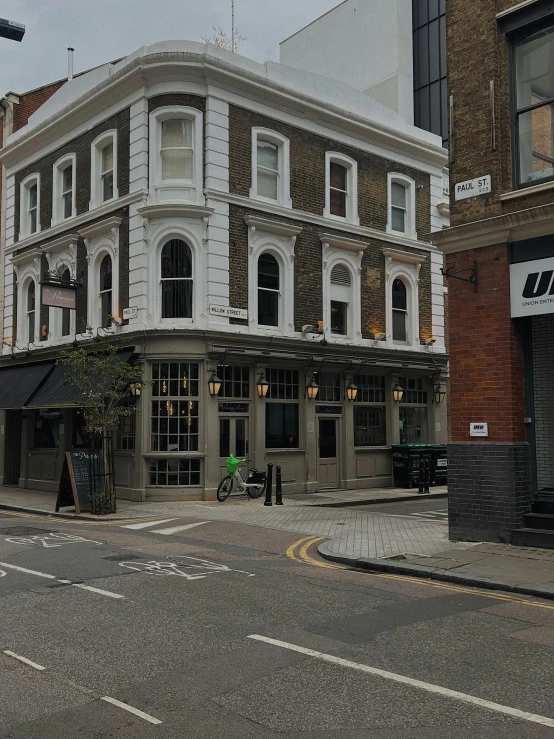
(217, 455, 267, 502)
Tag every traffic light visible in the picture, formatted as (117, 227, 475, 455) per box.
(0, 19, 25, 42)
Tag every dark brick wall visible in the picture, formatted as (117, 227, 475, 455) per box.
(148, 94, 205, 114)
(228, 106, 431, 236)
(229, 204, 433, 337)
(448, 441, 532, 542)
(14, 108, 130, 240)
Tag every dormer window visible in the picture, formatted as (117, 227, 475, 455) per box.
(52, 154, 76, 224)
(250, 128, 292, 207)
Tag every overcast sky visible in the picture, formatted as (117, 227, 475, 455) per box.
(0, 0, 341, 94)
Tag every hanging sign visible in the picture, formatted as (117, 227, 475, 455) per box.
(41, 285, 76, 310)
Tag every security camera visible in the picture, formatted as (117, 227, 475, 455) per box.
(301, 324, 316, 334)
(425, 337, 437, 346)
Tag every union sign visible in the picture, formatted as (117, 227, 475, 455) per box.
(510, 256, 554, 318)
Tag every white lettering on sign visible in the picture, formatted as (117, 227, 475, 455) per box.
(123, 306, 138, 320)
(307, 421, 315, 433)
(454, 175, 492, 201)
(41, 285, 76, 310)
(209, 304, 248, 321)
(470, 423, 489, 437)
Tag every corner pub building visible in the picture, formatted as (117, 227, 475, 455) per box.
(0, 42, 448, 502)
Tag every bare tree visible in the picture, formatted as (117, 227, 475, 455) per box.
(203, 26, 245, 52)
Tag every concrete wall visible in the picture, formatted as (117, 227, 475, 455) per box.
(280, 0, 414, 123)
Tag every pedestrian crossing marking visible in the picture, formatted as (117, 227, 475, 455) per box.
(121, 518, 177, 530)
(155, 522, 209, 536)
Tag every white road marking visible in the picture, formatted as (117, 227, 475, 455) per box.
(3, 650, 46, 671)
(154, 521, 209, 535)
(0, 562, 124, 599)
(101, 696, 163, 725)
(71, 584, 125, 599)
(121, 519, 176, 530)
(247, 635, 554, 729)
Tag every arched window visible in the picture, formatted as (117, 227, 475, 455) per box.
(258, 253, 280, 327)
(99, 255, 113, 328)
(161, 239, 193, 319)
(330, 264, 351, 335)
(392, 278, 408, 342)
(26, 281, 36, 343)
(61, 269, 71, 337)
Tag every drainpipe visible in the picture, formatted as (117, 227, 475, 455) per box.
(0, 93, 19, 340)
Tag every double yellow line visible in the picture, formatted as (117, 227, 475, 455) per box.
(286, 536, 344, 570)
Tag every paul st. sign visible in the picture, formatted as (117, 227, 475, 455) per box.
(510, 256, 554, 318)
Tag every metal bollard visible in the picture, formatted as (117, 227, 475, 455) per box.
(418, 456, 424, 494)
(275, 465, 283, 505)
(264, 463, 273, 506)
(424, 458, 431, 493)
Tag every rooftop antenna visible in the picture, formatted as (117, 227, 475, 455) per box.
(67, 47, 74, 80)
(232, 0, 235, 53)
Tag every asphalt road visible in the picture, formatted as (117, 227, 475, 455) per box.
(0, 509, 553, 738)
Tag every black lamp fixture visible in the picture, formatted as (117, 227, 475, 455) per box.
(256, 372, 269, 398)
(306, 376, 319, 400)
(129, 383, 142, 397)
(434, 384, 446, 404)
(346, 379, 358, 401)
(393, 383, 404, 403)
(207, 372, 222, 397)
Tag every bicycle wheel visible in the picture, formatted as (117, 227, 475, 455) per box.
(247, 479, 266, 499)
(217, 475, 234, 502)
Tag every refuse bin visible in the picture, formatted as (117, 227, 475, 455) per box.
(431, 444, 448, 486)
(391, 444, 433, 489)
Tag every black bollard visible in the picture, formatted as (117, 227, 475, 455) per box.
(275, 465, 283, 505)
(424, 457, 431, 493)
(418, 456, 424, 494)
(264, 463, 273, 506)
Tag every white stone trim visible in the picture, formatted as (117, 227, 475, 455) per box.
(45, 243, 78, 341)
(85, 220, 120, 331)
(321, 248, 363, 343)
(247, 217, 298, 336)
(148, 105, 204, 205)
(90, 129, 119, 210)
(386, 172, 417, 240)
(384, 250, 421, 348)
(14, 259, 41, 346)
(205, 98, 229, 193)
(249, 127, 292, 208)
(52, 153, 76, 226)
(19, 172, 41, 240)
(324, 152, 359, 226)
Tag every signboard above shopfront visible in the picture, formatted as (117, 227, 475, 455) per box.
(510, 256, 554, 318)
(41, 285, 76, 310)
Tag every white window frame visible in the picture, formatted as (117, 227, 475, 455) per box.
(149, 106, 204, 205)
(90, 130, 118, 209)
(52, 153, 76, 225)
(84, 223, 120, 333)
(324, 152, 359, 226)
(45, 247, 77, 342)
(250, 128, 292, 208)
(16, 270, 40, 346)
(19, 173, 41, 240)
(387, 172, 417, 240)
(384, 249, 424, 348)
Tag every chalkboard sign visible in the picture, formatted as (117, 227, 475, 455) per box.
(56, 451, 104, 514)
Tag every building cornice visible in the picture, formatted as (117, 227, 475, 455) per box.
(207, 189, 438, 253)
(0, 49, 447, 171)
(319, 232, 368, 253)
(5, 190, 147, 256)
(137, 203, 214, 221)
(430, 202, 554, 254)
(382, 248, 426, 265)
(243, 214, 303, 238)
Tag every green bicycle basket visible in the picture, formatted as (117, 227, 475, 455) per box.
(226, 454, 244, 476)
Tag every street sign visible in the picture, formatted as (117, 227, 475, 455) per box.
(209, 304, 248, 320)
(454, 175, 491, 201)
(123, 306, 138, 320)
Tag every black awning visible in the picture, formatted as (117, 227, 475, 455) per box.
(0, 362, 55, 409)
(25, 350, 135, 409)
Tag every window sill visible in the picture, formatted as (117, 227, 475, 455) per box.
(249, 190, 292, 209)
(323, 210, 360, 227)
(89, 191, 119, 211)
(499, 180, 554, 201)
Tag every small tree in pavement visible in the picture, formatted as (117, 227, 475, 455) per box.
(58, 341, 143, 515)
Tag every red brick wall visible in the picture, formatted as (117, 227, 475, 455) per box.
(446, 243, 526, 443)
(12, 81, 64, 133)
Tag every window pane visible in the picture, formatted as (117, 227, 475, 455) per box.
(354, 406, 387, 446)
(27, 281, 35, 311)
(161, 148, 193, 180)
(393, 309, 407, 342)
(391, 206, 406, 232)
(30, 208, 37, 234)
(319, 419, 337, 458)
(235, 418, 247, 458)
(392, 279, 407, 310)
(330, 162, 347, 190)
(330, 188, 346, 217)
(266, 403, 299, 448)
(102, 171, 114, 201)
(516, 28, 554, 110)
(518, 105, 554, 184)
(162, 280, 193, 319)
(400, 407, 428, 444)
(257, 140, 278, 170)
(100, 256, 112, 291)
(161, 240, 192, 279)
(266, 368, 299, 400)
(162, 119, 193, 147)
(29, 184, 37, 209)
(258, 289, 279, 326)
(391, 182, 406, 208)
(330, 300, 347, 335)
(62, 165, 72, 192)
(258, 253, 279, 290)
(101, 143, 113, 173)
(219, 418, 230, 458)
(257, 168, 278, 200)
(34, 409, 62, 449)
(63, 192, 72, 219)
